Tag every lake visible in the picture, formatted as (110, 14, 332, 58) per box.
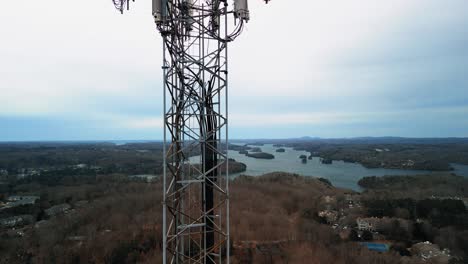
(192, 144, 468, 191)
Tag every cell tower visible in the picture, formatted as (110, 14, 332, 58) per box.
(112, 0, 268, 263)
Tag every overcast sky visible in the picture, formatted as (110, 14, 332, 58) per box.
(1, 0, 467, 141)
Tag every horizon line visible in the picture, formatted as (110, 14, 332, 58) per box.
(1, 136, 468, 143)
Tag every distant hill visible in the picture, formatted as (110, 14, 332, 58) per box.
(232, 137, 468, 145)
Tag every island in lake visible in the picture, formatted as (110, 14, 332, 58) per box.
(249, 147, 262, 153)
(245, 152, 275, 159)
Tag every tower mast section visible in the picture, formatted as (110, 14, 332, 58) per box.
(110, 0, 266, 263)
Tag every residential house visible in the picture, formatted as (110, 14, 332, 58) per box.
(45, 203, 71, 217)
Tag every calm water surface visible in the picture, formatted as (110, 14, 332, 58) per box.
(192, 144, 468, 191)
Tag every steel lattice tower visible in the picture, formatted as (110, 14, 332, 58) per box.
(159, 1, 241, 263)
(112, 0, 256, 263)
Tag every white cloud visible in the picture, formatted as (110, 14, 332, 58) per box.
(0, 0, 161, 116)
(231, 106, 468, 128)
(0, 0, 425, 114)
(229, 0, 420, 97)
(231, 112, 358, 127)
(123, 117, 164, 129)
(0, 0, 467, 138)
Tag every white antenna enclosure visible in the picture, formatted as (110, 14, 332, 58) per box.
(234, 0, 250, 22)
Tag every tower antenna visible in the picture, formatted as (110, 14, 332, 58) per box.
(112, 1, 269, 263)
